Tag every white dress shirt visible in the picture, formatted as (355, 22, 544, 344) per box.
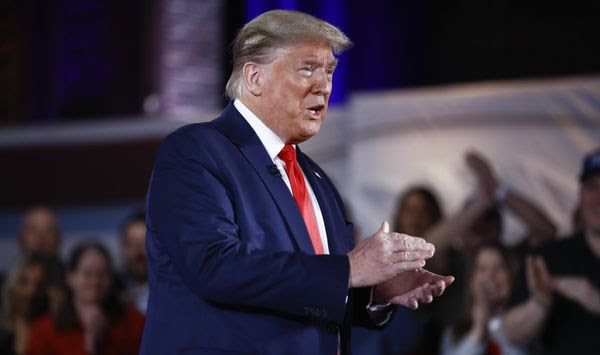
(234, 99, 330, 254)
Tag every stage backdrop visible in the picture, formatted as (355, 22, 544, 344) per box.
(301, 75, 600, 243)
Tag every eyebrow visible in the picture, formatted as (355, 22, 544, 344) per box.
(301, 58, 338, 69)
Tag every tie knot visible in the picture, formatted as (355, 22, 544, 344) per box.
(278, 144, 296, 163)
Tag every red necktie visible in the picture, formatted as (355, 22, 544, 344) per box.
(278, 144, 324, 255)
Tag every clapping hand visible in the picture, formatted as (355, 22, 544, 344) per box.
(347, 221, 435, 288)
(373, 268, 454, 309)
(347, 221, 453, 309)
(554, 276, 600, 315)
(526, 255, 554, 309)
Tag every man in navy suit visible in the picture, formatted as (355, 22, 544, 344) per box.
(141, 10, 453, 354)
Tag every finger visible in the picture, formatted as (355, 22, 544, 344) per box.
(553, 279, 578, 301)
(379, 221, 390, 234)
(417, 291, 433, 304)
(389, 250, 431, 263)
(411, 296, 419, 309)
(429, 275, 454, 297)
(432, 280, 446, 297)
(389, 293, 419, 309)
(526, 255, 539, 286)
(418, 284, 434, 303)
(391, 259, 426, 273)
(535, 256, 551, 281)
(525, 256, 534, 280)
(532, 256, 550, 289)
(553, 278, 567, 293)
(389, 234, 434, 253)
(405, 296, 419, 309)
(553, 278, 577, 294)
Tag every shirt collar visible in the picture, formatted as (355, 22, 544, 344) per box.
(234, 99, 289, 160)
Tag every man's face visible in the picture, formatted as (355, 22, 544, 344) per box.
(580, 174, 600, 234)
(259, 42, 336, 144)
(122, 221, 148, 282)
(19, 207, 60, 257)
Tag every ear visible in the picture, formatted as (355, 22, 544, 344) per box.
(242, 62, 264, 96)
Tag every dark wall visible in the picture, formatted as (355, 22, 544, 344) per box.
(423, 0, 600, 85)
(0, 0, 159, 125)
(0, 139, 161, 210)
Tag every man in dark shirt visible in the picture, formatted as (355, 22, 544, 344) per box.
(502, 149, 600, 354)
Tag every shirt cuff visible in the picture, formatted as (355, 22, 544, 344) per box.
(366, 286, 393, 326)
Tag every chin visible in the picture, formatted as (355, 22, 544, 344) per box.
(305, 123, 321, 136)
(290, 129, 320, 144)
(302, 131, 319, 142)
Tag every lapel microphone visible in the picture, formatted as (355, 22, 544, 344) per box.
(268, 164, 282, 177)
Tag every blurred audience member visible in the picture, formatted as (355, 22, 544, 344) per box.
(426, 151, 557, 272)
(502, 148, 600, 354)
(119, 212, 148, 314)
(394, 186, 443, 238)
(441, 243, 526, 355)
(0, 256, 49, 355)
(418, 150, 556, 354)
(18, 206, 61, 259)
(26, 241, 144, 355)
(352, 186, 442, 355)
(15, 206, 65, 314)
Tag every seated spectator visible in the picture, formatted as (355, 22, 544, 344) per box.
(16, 206, 65, 314)
(440, 243, 526, 355)
(0, 256, 49, 355)
(119, 211, 148, 314)
(26, 241, 144, 355)
(18, 206, 61, 260)
(393, 186, 443, 238)
(502, 148, 600, 354)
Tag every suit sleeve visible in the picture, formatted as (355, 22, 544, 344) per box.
(146, 129, 350, 324)
(309, 161, 396, 327)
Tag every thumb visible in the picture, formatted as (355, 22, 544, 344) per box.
(378, 221, 390, 234)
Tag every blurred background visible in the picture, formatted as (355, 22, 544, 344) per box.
(1, 0, 599, 270)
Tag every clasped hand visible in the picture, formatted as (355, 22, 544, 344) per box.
(347, 221, 454, 309)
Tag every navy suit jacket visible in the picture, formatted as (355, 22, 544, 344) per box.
(141, 103, 374, 354)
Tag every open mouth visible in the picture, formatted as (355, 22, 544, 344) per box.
(307, 104, 325, 115)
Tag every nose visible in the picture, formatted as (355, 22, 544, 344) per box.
(311, 69, 332, 96)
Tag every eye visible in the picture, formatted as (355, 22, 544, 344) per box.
(299, 66, 314, 77)
(326, 67, 335, 76)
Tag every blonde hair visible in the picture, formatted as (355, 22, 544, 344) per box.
(225, 10, 352, 99)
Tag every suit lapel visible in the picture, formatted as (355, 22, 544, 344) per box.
(212, 103, 315, 254)
(296, 147, 346, 255)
